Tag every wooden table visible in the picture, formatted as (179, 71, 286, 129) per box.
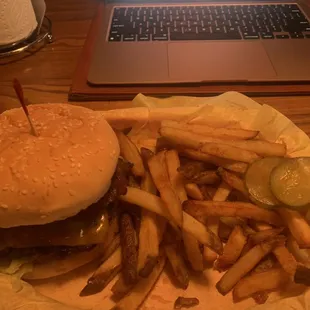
(1, 0, 310, 135)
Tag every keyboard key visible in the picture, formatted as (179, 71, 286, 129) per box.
(153, 34, 168, 41)
(154, 27, 168, 35)
(137, 34, 150, 41)
(110, 30, 120, 35)
(260, 32, 274, 39)
(243, 33, 260, 39)
(227, 26, 238, 32)
(197, 26, 210, 33)
(212, 26, 225, 33)
(109, 34, 122, 41)
(174, 21, 187, 27)
(123, 34, 136, 41)
(290, 32, 304, 38)
(140, 27, 151, 34)
(276, 34, 290, 39)
(171, 27, 182, 34)
(184, 27, 197, 34)
(170, 32, 241, 40)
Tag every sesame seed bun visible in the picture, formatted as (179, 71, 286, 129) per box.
(0, 104, 119, 228)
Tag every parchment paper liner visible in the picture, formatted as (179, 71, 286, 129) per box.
(2, 91, 309, 310)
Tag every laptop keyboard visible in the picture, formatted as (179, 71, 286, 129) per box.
(108, 4, 310, 41)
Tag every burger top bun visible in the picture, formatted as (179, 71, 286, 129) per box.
(0, 104, 119, 228)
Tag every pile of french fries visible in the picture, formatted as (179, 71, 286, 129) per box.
(81, 120, 310, 310)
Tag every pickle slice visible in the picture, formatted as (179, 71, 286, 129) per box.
(245, 157, 283, 209)
(270, 157, 310, 209)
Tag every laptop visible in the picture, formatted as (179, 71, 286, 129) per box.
(88, 0, 310, 84)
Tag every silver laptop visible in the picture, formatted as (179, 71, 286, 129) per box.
(88, 0, 310, 84)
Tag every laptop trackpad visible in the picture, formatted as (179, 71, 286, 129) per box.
(168, 42, 276, 82)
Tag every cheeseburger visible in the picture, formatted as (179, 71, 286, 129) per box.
(0, 103, 128, 280)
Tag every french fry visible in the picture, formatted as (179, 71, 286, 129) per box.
(148, 151, 183, 227)
(116, 131, 145, 177)
(120, 186, 170, 219)
(250, 256, 276, 304)
(141, 171, 157, 195)
(249, 257, 273, 305)
(232, 268, 290, 302)
(278, 208, 310, 248)
(248, 220, 273, 232)
(273, 245, 297, 277)
(161, 120, 258, 140)
(140, 147, 155, 169)
(213, 181, 232, 202)
(111, 275, 133, 299)
(253, 255, 276, 273)
(182, 211, 223, 255)
(165, 243, 190, 289)
(201, 143, 260, 164)
(239, 241, 253, 258)
(180, 149, 248, 174)
(239, 227, 281, 257)
(196, 172, 220, 186)
(202, 218, 220, 264)
(218, 221, 233, 242)
(185, 183, 204, 200)
(248, 228, 284, 245)
(181, 170, 220, 185)
(112, 253, 166, 310)
(215, 225, 247, 271)
(183, 231, 204, 272)
(80, 246, 122, 296)
(165, 149, 187, 202)
(217, 168, 248, 197)
(201, 136, 286, 157)
(165, 149, 204, 271)
(216, 236, 286, 295)
(203, 246, 218, 264)
(121, 187, 223, 255)
(207, 217, 220, 236)
(159, 127, 202, 149)
(137, 210, 165, 277)
(243, 225, 256, 236)
(220, 217, 247, 228)
(120, 213, 138, 285)
(160, 127, 286, 157)
(138, 172, 166, 277)
(174, 297, 200, 309)
(287, 234, 310, 267)
(183, 200, 283, 226)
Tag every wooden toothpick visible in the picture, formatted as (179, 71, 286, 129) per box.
(13, 78, 38, 137)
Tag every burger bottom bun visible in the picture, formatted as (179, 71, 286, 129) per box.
(22, 245, 105, 281)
